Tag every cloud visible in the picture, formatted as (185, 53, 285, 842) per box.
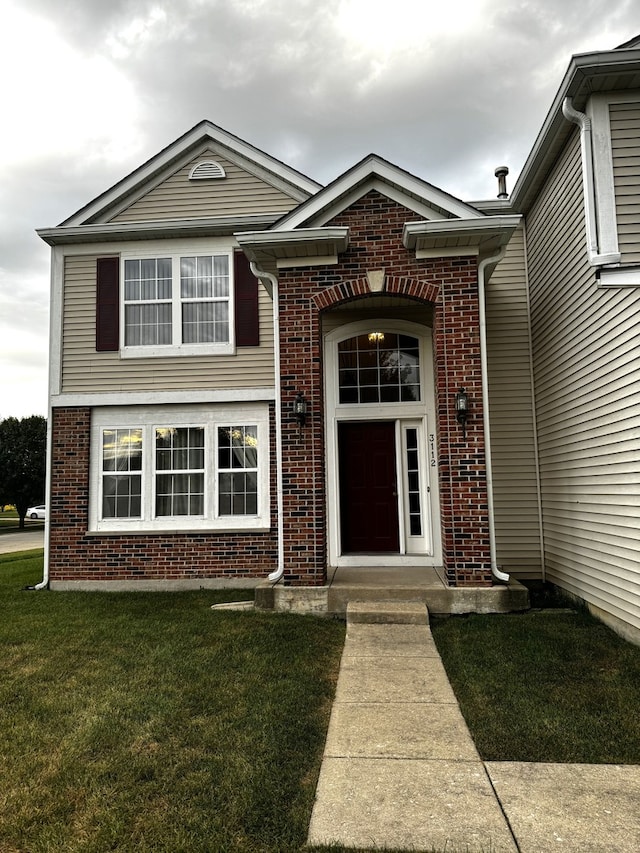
(1, 0, 639, 417)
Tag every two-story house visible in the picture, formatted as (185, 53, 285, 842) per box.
(38, 35, 640, 644)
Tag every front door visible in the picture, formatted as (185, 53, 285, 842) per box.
(338, 421, 400, 553)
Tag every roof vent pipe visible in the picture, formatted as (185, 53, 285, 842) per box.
(495, 166, 509, 199)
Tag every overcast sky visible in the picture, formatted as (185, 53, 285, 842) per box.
(1, 0, 637, 420)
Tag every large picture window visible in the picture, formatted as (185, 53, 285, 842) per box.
(90, 405, 269, 532)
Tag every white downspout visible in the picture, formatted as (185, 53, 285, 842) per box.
(562, 97, 599, 259)
(478, 246, 510, 584)
(249, 262, 285, 584)
(33, 410, 52, 590)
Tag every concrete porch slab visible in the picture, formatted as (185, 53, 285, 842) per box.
(255, 566, 529, 616)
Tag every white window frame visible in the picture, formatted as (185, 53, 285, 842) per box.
(120, 239, 235, 358)
(89, 404, 270, 532)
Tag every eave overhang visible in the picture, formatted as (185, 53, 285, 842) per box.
(234, 227, 350, 273)
(511, 47, 640, 213)
(37, 214, 281, 246)
(403, 216, 521, 258)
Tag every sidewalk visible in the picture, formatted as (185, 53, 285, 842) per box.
(307, 600, 640, 852)
(0, 529, 44, 554)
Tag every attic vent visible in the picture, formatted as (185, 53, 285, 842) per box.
(189, 160, 226, 180)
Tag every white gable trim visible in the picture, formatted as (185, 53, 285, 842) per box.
(275, 156, 483, 230)
(61, 122, 322, 227)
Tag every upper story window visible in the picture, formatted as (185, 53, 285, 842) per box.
(95, 244, 260, 357)
(338, 332, 421, 404)
(122, 251, 233, 356)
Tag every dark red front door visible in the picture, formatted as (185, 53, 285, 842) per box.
(338, 421, 399, 553)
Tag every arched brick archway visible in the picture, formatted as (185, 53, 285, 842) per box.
(312, 276, 441, 311)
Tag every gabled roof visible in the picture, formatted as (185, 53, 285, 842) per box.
(60, 120, 322, 228)
(273, 154, 484, 231)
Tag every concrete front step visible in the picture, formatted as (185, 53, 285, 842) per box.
(347, 600, 429, 625)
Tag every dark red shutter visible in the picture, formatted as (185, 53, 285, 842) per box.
(96, 257, 120, 352)
(234, 251, 259, 347)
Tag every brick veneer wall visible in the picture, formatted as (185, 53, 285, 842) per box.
(278, 190, 492, 586)
(48, 406, 278, 583)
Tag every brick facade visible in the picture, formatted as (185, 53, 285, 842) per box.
(48, 407, 278, 583)
(278, 191, 491, 586)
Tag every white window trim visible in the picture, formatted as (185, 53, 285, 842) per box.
(89, 404, 270, 533)
(120, 242, 235, 358)
(323, 319, 442, 568)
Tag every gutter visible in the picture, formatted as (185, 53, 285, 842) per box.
(33, 408, 52, 590)
(478, 247, 510, 584)
(249, 262, 285, 584)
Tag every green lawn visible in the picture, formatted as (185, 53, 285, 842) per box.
(431, 606, 640, 764)
(3, 552, 640, 852)
(0, 551, 346, 853)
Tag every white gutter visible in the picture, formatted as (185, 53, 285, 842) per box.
(249, 262, 285, 584)
(478, 247, 510, 584)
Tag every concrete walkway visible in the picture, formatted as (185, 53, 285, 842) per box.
(307, 600, 640, 852)
(0, 528, 44, 554)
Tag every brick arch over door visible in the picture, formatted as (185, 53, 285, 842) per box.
(312, 276, 441, 312)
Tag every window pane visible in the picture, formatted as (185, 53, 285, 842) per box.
(337, 333, 421, 404)
(102, 474, 141, 519)
(217, 426, 258, 516)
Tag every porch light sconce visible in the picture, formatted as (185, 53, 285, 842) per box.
(293, 392, 308, 428)
(455, 388, 469, 440)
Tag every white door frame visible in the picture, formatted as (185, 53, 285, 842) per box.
(324, 319, 442, 567)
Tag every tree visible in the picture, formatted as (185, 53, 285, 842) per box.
(0, 416, 47, 529)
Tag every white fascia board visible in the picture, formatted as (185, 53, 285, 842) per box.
(403, 215, 521, 249)
(37, 214, 280, 246)
(51, 388, 277, 409)
(235, 227, 349, 260)
(275, 157, 482, 230)
(60, 122, 322, 227)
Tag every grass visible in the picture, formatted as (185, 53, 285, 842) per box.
(0, 551, 346, 853)
(431, 603, 640, 764)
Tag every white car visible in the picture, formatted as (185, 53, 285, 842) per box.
(26, 505, 46, 520)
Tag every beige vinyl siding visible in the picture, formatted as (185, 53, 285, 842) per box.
(610, 100, 640, 263)
(109, 149, 298, 223)
(528, 128, 640, 635)
(486, 225, 542, 579)
(62, 255, 274, 393)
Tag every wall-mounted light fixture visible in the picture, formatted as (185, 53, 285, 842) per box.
(455, 388, 469, 439)
(293, 392, 308, 428)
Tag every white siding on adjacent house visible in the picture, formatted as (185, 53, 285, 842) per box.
(486, 225, 543, 579)
(610, 100, 640, 264)
(62, 255, 275, 393)
(109, 149, 298, 223)
(528, 128, 640, 636)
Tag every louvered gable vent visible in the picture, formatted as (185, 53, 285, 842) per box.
(189, 160, 226, 180)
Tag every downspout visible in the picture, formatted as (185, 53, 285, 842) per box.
(478, 246, 510, 583)
(33, 409, 52, 590)
(562, 97, 599, 259)
(249, 262, 285, 584)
